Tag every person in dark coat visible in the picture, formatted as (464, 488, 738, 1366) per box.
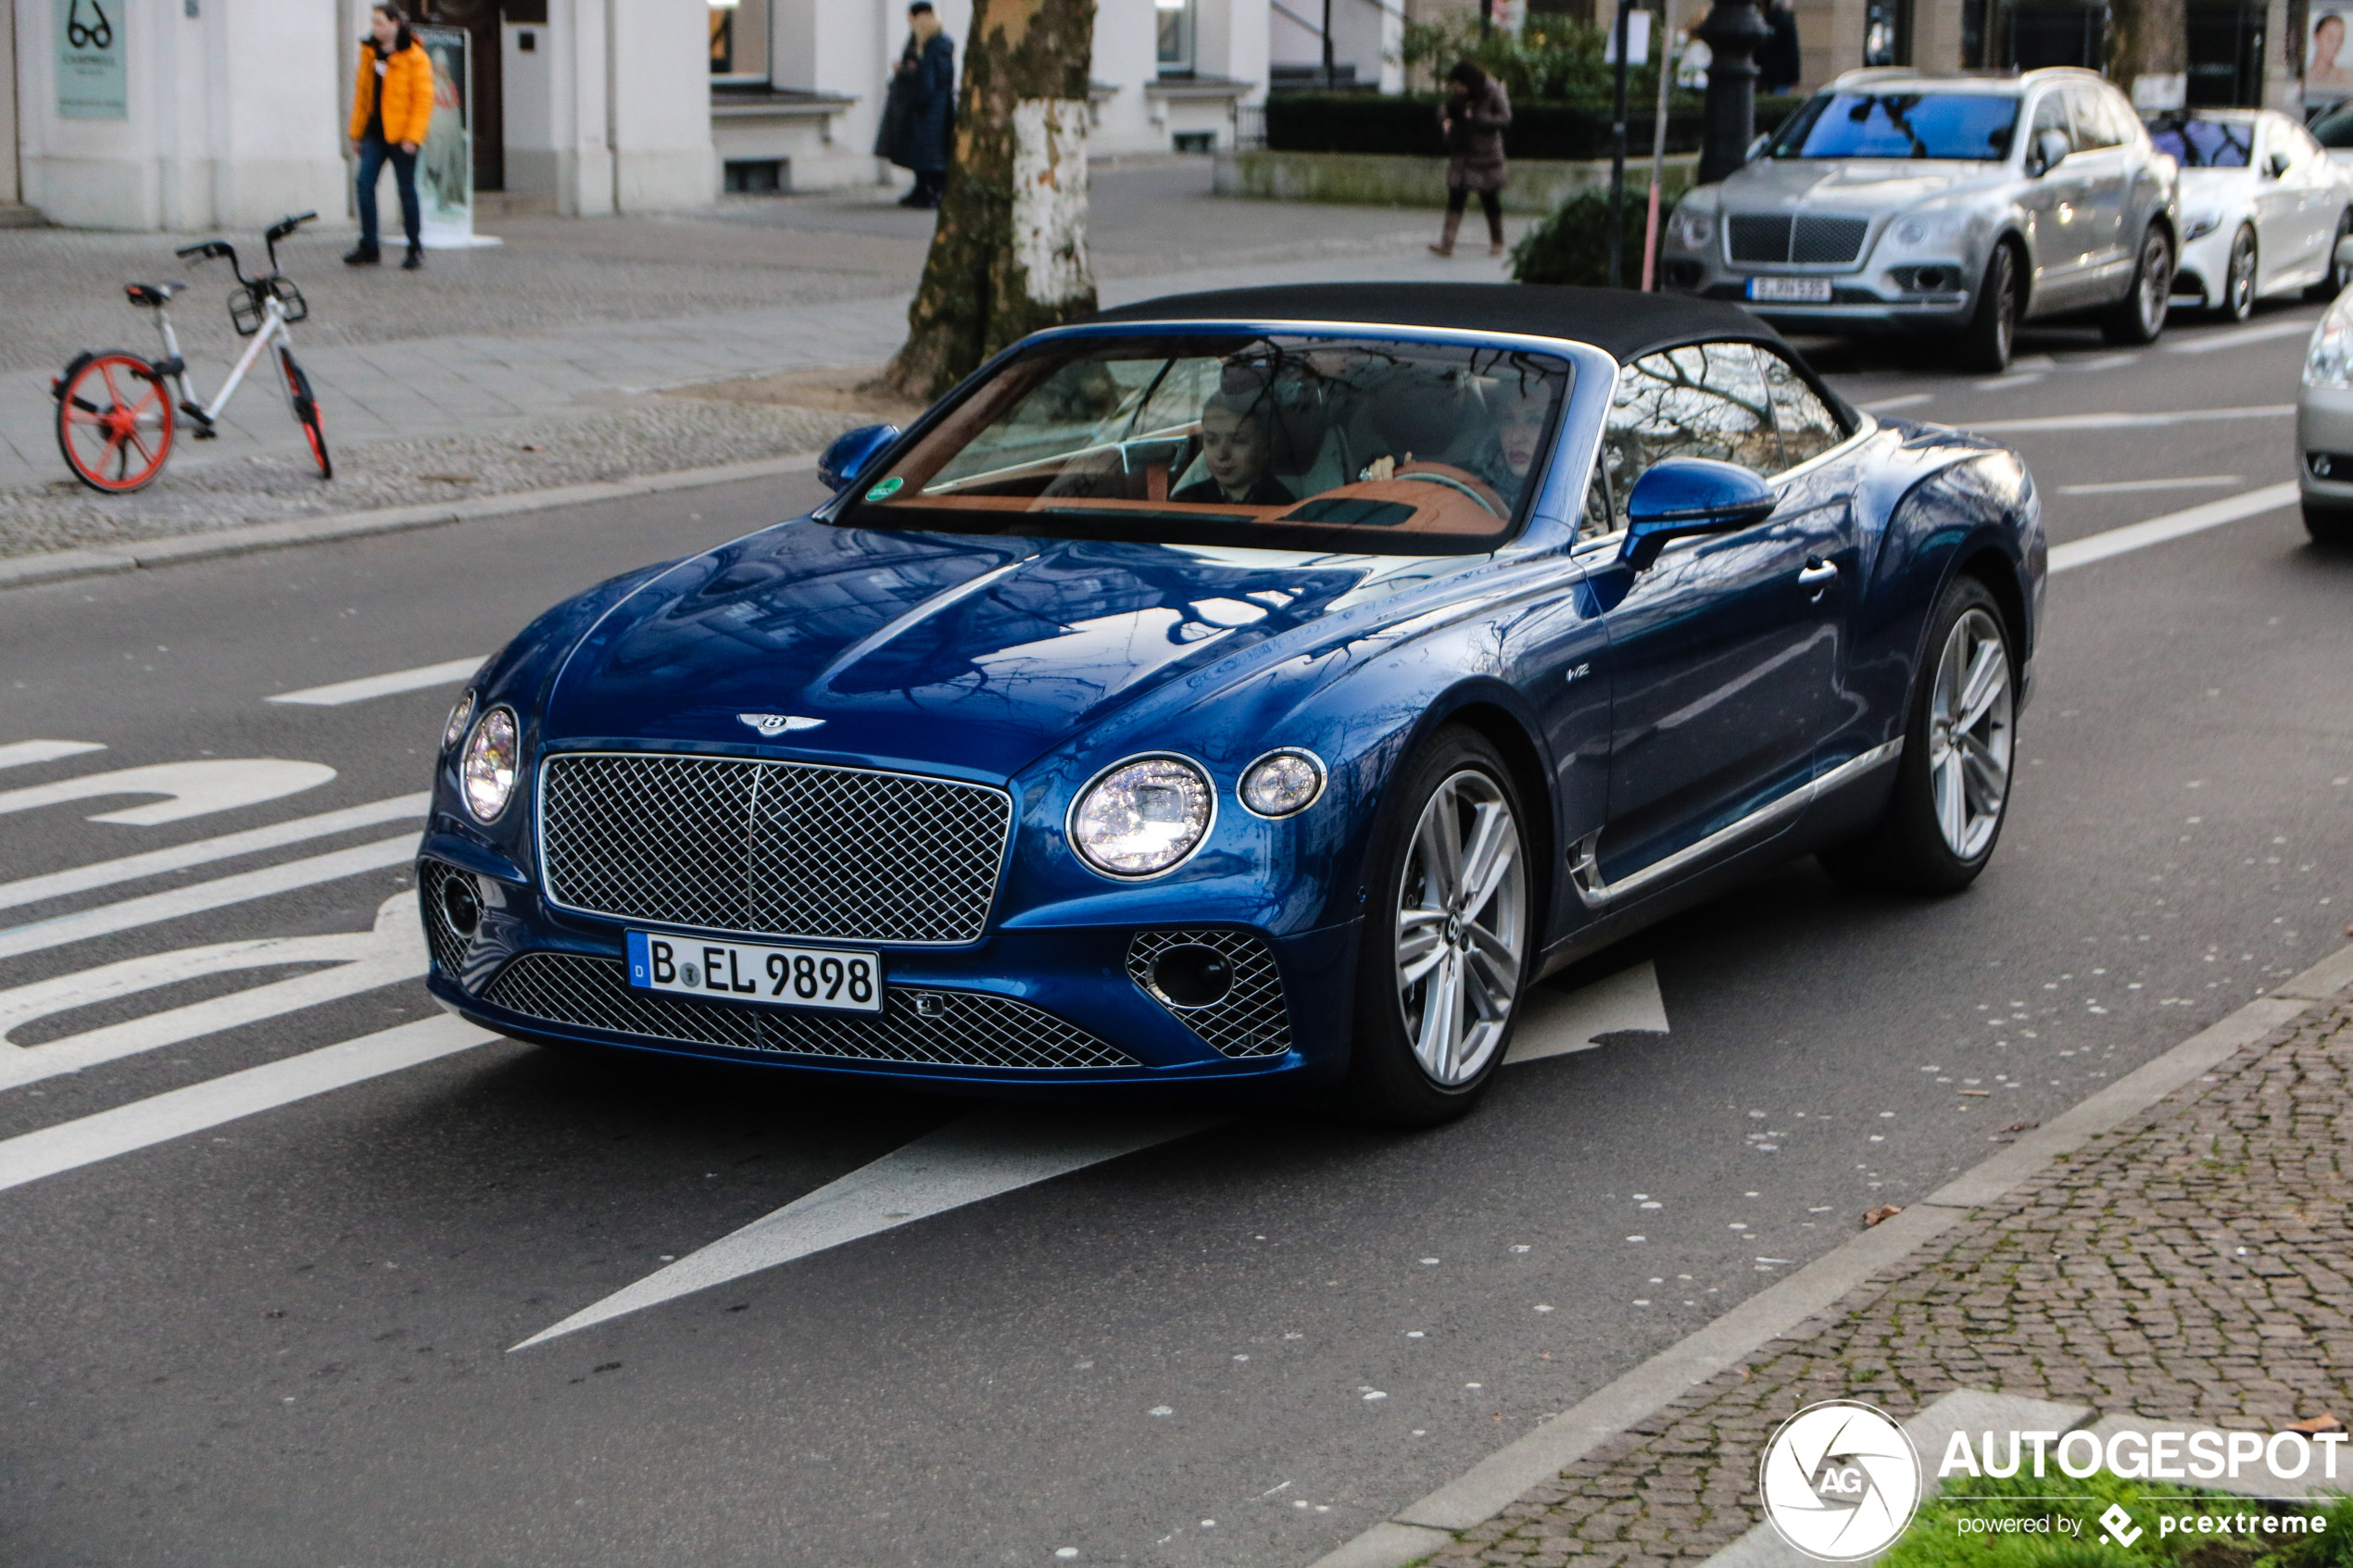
(1757, 0, 1802, 95)
(1432, 60, 1511, 258)
(876, 2, 956, 208)
(1172, 394, 1294, 508)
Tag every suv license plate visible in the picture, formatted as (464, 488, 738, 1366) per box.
(1747, 277, 1834, 304)
(626, 931, 882, 1013)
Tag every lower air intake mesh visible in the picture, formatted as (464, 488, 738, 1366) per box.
(1126, 929, 1293, 1060)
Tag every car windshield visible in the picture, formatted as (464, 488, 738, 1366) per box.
(2145, 114, 2253, 167)
(1768, 91, 2020, 161)
(834, 333, 1574, 556)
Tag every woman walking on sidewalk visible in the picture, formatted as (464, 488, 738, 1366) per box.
(1432, 60, 1511, 258)
(346, 3, 432, 271)
(877, 2, 956, 210)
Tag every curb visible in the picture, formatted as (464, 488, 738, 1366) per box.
(1307, 945, 2353, 1568)
(0, 451, 823, 592)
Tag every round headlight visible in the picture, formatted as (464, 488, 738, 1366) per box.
(1069, 756, 1213, 877)
(1893, 218, 1929, 245)
(1239, 748, 1326, 818)
(441, 688, 475, 751)
(460, 707, 521, 822)
(1673, 207, 1716, 249)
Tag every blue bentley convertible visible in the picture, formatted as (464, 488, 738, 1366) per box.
(420, 284, 2043, 1124)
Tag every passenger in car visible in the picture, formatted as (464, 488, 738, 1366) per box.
(1466, 394, 1552, 508)
(1172, 392, 1297, 506)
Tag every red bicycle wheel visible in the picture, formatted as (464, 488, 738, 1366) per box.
(55, 351, 174, 493)
(279, 348, 332, 480)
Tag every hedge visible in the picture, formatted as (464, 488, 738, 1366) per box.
(1264, 91, 1807, 164)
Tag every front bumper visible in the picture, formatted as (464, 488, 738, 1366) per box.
(1661, 243, 1977, 333)
(417, 847, 1360, 1095)
(2297, 383, 2353, 508)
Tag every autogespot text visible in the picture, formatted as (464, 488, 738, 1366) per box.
(1938, 1428, 2350, 1483)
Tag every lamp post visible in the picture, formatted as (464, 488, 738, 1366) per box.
(1695, 0, 1771, 185)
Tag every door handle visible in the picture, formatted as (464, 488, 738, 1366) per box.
(1798, 559, 1839, 599)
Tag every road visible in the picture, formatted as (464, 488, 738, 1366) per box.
(0, 303, 2347, 1568)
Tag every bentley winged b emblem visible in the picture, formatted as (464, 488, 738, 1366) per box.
(738, 713, 825, 737)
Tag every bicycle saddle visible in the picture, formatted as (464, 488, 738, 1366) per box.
(124, 282, 187, 307)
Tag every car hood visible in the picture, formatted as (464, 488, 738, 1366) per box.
(2176, 166, 2259, 198)
(1718, 157, 2007, 212)
(541, 520, 1387, 781)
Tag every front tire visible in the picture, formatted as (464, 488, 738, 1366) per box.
(2220, 225, 2257, 321)
(2306, 500, 2353, 546)
(1335, 727, 1532, 1127)
(2101, 225, 2173, 345)
(1820, 578, 2016, 894)
(280, 349, 332, 480)
(1955, 244, 2019, 373)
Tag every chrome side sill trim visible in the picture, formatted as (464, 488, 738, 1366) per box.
(1571, 738, 1905, 907)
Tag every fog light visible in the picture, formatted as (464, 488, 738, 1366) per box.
(1915, 266, 1948, 291)
(440, 873, 482, 936)
(1151, 944, 1233, 1009)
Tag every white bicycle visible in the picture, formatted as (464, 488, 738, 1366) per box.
(52, 210, 330, 492)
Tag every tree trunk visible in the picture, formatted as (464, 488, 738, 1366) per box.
(880, 0, 1099, 403)
(2108, 0, 2188, 111)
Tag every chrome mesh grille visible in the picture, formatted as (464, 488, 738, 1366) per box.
(1127, 930, 1293, 1060)
(539, 752, 1010, 946)
(1727, 214, 1869, 266)
(416, 859, 473, 983)
(481, 952, 1138, 1071)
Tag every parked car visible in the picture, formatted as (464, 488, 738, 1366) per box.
(419, 284, 2045, 1125)
(1663, 67, 2180, 372)
(2298, 288, 2353, 544)
(2147, 108, 2353, 320)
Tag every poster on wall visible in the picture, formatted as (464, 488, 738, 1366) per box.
(56, 0, 127, 119)
(409, 23, 499, 248)
(2308, 2, 2353, 106)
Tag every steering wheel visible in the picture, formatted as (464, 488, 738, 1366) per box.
(1387, 461, 1507, 520)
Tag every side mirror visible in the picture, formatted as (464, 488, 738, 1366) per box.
(2266, 149, 2293, 179)
(2029, 128, 2071, 177)
(818, 422, 902, 493)
(1745, 132, 1772, 164)
(1618, 457, 1777, 571)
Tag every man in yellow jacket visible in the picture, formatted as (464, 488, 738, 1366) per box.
(346, 3, 432, 270)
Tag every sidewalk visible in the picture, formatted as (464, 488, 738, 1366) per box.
(2, 160, 1527, 560)
(1428, 994, 2353, 1567)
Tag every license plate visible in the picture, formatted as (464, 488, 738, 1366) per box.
(626, 931, 882, 1013)
(1746, 277, 1834, 304)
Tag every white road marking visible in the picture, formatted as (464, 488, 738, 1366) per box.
(0, 759, 335, 827)
(512, 1108, 1231, 1348)
(2048, 483, 2299, 573)
(0, 793, 429, 915)
(1973, 371, 2045, 392)
(0, 834, 419, 962)
(1856, 393, 1933, 412)
(2164, 317, 2319, 354)
(0, 1014, 491, 1196)
(0, 741, 106, 772)
(516, 963, 1677, 1348)
(0, 895, 423, 1090)
(2056, 474, 2243, 495)
(1958, 404, 2293, 434)
(267, 658, 484, 708)
(1504, 962, 1669, 1065)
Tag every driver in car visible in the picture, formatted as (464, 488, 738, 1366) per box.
(1172, 391, 1295, 507)
(1466, 391, 1551, 508)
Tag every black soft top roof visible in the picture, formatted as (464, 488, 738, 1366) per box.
(1086, 282, 1787, 364)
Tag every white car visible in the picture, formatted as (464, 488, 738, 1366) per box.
(2147, 108, 2353, 320)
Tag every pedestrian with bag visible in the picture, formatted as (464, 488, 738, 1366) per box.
(876, 2, 956, 210)
(1431, 60, 1511, 259)
(346, 3, 432, 270)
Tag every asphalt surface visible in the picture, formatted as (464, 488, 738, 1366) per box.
(1, 301, 2348, 1568)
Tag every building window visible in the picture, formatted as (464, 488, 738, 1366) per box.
(1157, 0, 1195, 75)
(711, 0, 770, 84)
(1864, 0, 1914, 65)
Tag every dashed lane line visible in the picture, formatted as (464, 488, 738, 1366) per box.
(2047, 483, 2300, 573)
(0, 834, 420, 963)
(2164, 316, 2322, 354)
(0, 741, 105, 771)
(2056, 474, 2241, 495)
(267, 658, 485, 707)
(0, 793, 428, 915)
(1958, 404, 2295, 434)
(0, 1014, 491, 1196)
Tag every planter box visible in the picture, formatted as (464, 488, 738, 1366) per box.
(1212, 149, 1699, 214)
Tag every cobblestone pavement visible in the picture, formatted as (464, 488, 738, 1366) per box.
(2, 159, 1524, 546)
(1436, 999, 2353, 1567)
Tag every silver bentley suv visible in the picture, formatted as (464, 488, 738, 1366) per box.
(1663, 68, 2181, 372)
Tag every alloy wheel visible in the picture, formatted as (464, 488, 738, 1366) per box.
(2227, 229, 2256, 320)
(2137, 232, 2173, 335)
(1926, 608, 2014, 861)
(1393, 769, 1528, 1086)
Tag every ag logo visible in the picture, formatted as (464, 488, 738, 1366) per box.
(1758, 1400, 1922, 1561)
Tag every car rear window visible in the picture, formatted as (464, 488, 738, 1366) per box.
(1769, 92, 2020, 161)
(833, 333, 1574, 557)
(2145, 114, 2253, 167)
